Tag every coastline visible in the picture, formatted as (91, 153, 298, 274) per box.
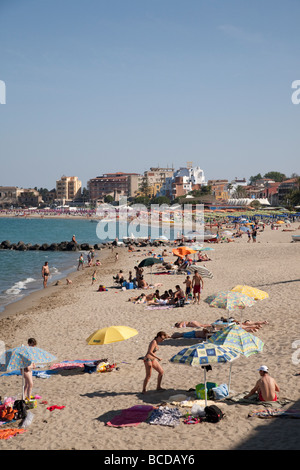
(0, 225, 300, 450)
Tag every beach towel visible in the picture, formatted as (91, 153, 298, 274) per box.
(148, 406, 182, 427)
(248, 408, 300, 419)
(106, 405, 154, 427)
(0, 428, 27, 439)
(225, 391, 292, 408)
(145, 304, 168, 310)
(46, 405, 65, 412)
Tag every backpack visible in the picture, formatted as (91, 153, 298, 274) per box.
(13, 400, 28, 420)
(204, 405, 224, 423)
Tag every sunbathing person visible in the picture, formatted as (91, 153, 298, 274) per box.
(174, 320, 212, 328)
(174, 318, 268, 333)
(171, 328, 213, 339)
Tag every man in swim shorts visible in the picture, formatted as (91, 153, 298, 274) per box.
(192, 270, 204, 304)
(42, 261, 49, 288)
(245, 365, 280, 402)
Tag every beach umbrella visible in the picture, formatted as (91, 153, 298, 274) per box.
(138, 257, 163, 283)
(208, 324, 264, 358)
(0, 346, 56, 400)
(231, 285, 269, 301)
(184, 264, 213, 279)
(172, 247, 197, 258)
(205, 291, 256, 311)
(169, 342, 239, 406)
(86, 325, 138, 363)
(204, 291, 255, 322)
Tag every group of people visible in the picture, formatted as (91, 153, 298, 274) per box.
(128, 270, 204, 307)
(142, 332, 280, 402)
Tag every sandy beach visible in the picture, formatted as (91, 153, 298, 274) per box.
(0, 224, 300, 451)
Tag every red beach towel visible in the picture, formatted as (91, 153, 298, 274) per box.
(106, 405, 154, 427)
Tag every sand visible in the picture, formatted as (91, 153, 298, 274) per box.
(0, 224, 300, 451)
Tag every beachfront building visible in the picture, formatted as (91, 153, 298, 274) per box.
(135, 167, 174, 199)
(172, 165, 207, 199)
(0, 186, 43, 208)
(88, 172, 141, 202)
(207, 180, 229, 202)
(228, 177, 247, 197)
(56, 176, 82, 204)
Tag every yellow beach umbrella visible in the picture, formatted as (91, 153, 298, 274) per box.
(231, 285, 269, 301)
(87, 325, 138, 345)
(86, 326, 138, 364)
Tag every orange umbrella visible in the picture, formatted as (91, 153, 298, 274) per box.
(172, 247, 197, 258)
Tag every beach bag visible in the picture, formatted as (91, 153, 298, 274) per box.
(204, 405, 224, 423)
(196, 382, 218, 400)
(212, 384, 229, 400)
(13, 400, 27, 420)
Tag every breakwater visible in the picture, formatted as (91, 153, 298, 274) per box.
(0, 239, 174, 252)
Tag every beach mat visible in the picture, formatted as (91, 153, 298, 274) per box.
(225, 391, 292, 408)
(106, 405, 154, 427)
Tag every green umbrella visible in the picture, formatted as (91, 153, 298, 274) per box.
(138, 257, 163, 283)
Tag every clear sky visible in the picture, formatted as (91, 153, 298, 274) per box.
(1, 0, 300, 189)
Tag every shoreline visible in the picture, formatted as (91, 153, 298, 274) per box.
(0, 247, 110, 320)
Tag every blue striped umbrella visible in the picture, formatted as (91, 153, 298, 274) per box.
(0, 346, 56, 399)
(208, 324, 264, 358)
(170, 342, 239, 405)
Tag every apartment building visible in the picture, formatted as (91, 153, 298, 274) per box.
(88, 172, 140, 201)
(56, 176, 82, 203)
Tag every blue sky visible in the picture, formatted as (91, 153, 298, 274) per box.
(0, 0, 300, 189)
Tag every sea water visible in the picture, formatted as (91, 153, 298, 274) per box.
(0, 216, 177, 312)
(0, 217, 106, 312)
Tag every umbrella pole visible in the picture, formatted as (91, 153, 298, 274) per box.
(228, 363, 232, 395)
(204, 368, 207, 407)
(22, 368, 25, 400)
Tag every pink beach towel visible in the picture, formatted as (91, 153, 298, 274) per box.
(106, 405, 154, 427)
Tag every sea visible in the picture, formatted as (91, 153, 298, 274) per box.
(0, 216, 177, 312)
(0, 217, 111, 312)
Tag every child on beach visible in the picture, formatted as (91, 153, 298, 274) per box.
(23, 338, 37, 400)
(77, 254, 84, 270)
(183, 275, 192, 297)
(91, 270, 97, 285)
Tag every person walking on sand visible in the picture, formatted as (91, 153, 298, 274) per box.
(77, 253, 84, 271)
(142, 331, 169, 394)
(42, 261, 50, 288)
(192, 270, 203, 304)
(22, 338, 37, 400)
(244, 365, 280, 402)
(91, 270, 97, 285)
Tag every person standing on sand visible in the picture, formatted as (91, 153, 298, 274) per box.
(22, 338, 37, 400)
(245, 365, 280, 402)
(192, 270, 204, 304)
(42, 261, 49, 288)
(142, 331, 169, 394)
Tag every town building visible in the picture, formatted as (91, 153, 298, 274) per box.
(56, 176, 82, 203)
(0, 186, 42, 207)
(88, 172, 140, 202)
(207, 180, 229, 201)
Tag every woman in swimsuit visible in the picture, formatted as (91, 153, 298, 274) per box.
(142, 331, 169, 394)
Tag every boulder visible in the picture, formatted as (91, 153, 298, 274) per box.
(1, 240, 11, 249)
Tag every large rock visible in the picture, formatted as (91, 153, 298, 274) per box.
(0, 240, 11, 249)
(39, 243, 49, 251)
